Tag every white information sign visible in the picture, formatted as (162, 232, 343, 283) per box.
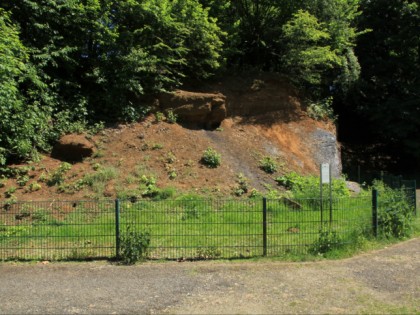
(321, 163, 330, 184)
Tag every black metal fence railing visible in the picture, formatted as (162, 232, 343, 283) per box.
(0, 188, 416, 261)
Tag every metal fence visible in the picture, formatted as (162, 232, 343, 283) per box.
(0, 189, 416, 261)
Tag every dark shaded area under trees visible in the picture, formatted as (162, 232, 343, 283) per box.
(0, 0, 419, 174)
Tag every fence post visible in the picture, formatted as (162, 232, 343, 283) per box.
(115, 199, 121, 259)
(372, 189, 378, 237)
(262, 197, 267, 256)
(413, 180, 417, 217)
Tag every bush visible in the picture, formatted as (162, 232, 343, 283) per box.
(309, 228, 342, 255)
(259, 156, 278, 174)
(119, 225, 151, 265)
(201, 148, 221, 168)
(373, 181, 414, 239)
(276, 172, 350, 200)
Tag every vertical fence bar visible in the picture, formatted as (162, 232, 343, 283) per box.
(115, 199, 120, 259)
(413, 180, 417, 217)
(262, 197, 267, 256)
(372, 189, 378, 237)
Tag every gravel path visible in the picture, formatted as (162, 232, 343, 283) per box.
(1, 238, 419, 314)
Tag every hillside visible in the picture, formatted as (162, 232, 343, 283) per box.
(0, 75, 339, 201)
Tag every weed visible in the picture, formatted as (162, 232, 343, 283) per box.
(165, 152, 177, 164)
(151, 143, 163, 150)
(195, 246, 221, 260)
(307, 96, 336, 121)
(28, 182, 42, 192)
(309, 228, 342, 255)
(16, 175, 29, 187)
(166, 109, 178, 124)
(5, 186, 17, 198)
(92, 163, 101, 171)
(234, 173, 249, 196)
(155, 111, 165, 123)
(119, 225, 151, 265)
(140, 175, 160, 198)
(373, 182, 414, 239)
(201, 147, 221, 168)
(259, 156, 278, 174)
(47, 162, 72, 186)
(168, 169, 177, 180)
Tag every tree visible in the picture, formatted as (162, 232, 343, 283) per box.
(354, 0, 420, 159)
(0, 9, 51, 164)
(281, 10, 341, 89)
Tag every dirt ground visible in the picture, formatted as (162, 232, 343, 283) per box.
(1, 237, 419, 314)
(0, 74, 336, 202)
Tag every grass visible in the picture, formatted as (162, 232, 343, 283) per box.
(0, 195, 380, 261)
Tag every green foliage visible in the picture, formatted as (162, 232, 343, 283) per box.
(195, 246, 221, 259)
(281, 10, 341, 88)
(47, 162, 72, 186)
(307, 97, 336, 121)
(139, 175, 160, 198)
(259, 156, 278, 174)
(276, 172, 350, 199)
(352, 0, 420, 159)
(0, 9, 52, 165)
(234, 173, 249, 196)
(309, 228, 342, 255)
(201, 147, 221, 168)
(119, 225, 151, 265)
(373, 181, 414, 239)
(166, 109, 178, 124)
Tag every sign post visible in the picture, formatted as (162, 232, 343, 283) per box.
(320, 163, 332, 227)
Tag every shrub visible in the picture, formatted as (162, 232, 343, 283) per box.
(259, 156, 278, 174)
(119, 225, 151, 265)
(166, 109, 178, 124)
(309, 228, 342, 255)
(234, 173, 249, 196)
(307, 97, 336, 121)
(275, 172, 350, 200)
(201, 148, 221, 168)
(374, 181, 414, 239)
(47, 162, 72, 186)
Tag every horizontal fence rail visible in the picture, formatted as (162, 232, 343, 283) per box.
(0, 189, 416, 261)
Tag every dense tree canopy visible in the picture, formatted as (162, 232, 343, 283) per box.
(0, 0, 419, 165)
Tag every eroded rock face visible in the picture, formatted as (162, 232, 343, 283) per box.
(51, 134, 95, 162)
(159, 90, 227, 129)
(310, 128, 342, 177)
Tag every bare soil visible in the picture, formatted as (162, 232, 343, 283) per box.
(0, 75, 335, 201)
(1, 238, 419, 314)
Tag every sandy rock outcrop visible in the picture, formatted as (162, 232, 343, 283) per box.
(159, 90, 227, 129)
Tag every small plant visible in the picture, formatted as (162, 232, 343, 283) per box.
(165, 152, 177, 164)
(5, 186, 17, 198)
(168, 169, 177, 180)
(119, 225, 151, 265)
(201, 147, 221, 168)
(234, 173, 249, 196)
(92, 163, 101, 171)
(155, 111, 165, 123)
(309, 228, 342, 255)
(151, 143, 163, 150)
(195, 246, 221, 260)
(0, 179, 5, 188)
(140, 175, 160, 198)
(249, 188, 262, 199)
(28, 182, 42, 192)
(166, 109, 178, 124)
(259, 156, 278, 174)
(307, 97, 336, 121)
(47, 162, 72, 186)
(16, 175, 29, 187)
